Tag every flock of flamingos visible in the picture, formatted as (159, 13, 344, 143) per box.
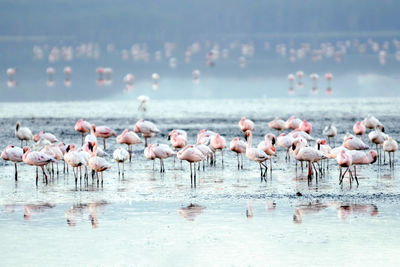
(1, 115, 398, 187)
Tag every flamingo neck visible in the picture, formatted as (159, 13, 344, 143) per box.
(247, 134, 252, 148)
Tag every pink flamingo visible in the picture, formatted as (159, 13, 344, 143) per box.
(88, 142, 111, 184)
(277, 133, 294, 161)
(168, 130, 187, 149)
(144, 144, 157, 170)
(22, 146, 55, 185)
(15, 121, 33, 146)
(285, 116, 302, 130)
(230, 137, 247, 169)
(298, 120, 312, 134)
(245, 130, 270, 180)
(348, 150, 378, 184)
(64, 144, 85, 182)
(1, 145, 23, 180)
(84, 124, 97, 146)
(93, 125, 116, 150)
(383, 137, 398, 167)
(353, 121, 366, 136)
(151, 144, 176, 172)
(177, 145, 204, 186)
(239, 117, 255, 134)
(210, 133, 226, 166)
(295, 143, 327, 179)
(343, 135, 369, 150)
(113, 148, 129, 176)
(336, 150, 353, 185)
(134, 119, 160, 147)
(41, 144, 63, 175)
(116, 129, 143, 162)
(257, 134, 276, 170)
(75, 119, 91, 145)
(33, 131, 58, 143)
(268, 118, 285, 133)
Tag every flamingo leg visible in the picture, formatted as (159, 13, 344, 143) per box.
(103, 139, 106, 150)
(122, 161, 125, 177)
(222, 150, 224, 165)
(41, 166, 48, 184)
(308, 161, 312, 179)
(190, 163, 193, 186)
(81, 132, 84, 146)
(36, 167, 39, 185)
(144, 137, 148, 148)
(237, 154, 240, 169)
(128, 145, 132, 163)
(117, 162, 120, 175)
(14, 163, 18, 181)
(241, 153, 244, 169)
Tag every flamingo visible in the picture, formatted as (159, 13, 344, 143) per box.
(322, 124, 337, 145)
(383, 137, 398, 167)
(151, 144, 176, 172)
(144, 144, 157, 170)
(33, 131, 58, 143)
(113, 148, 129, 176)
(134, 119, 160, 147)
(368, 126, 387, 162)
(197, 129, 216, 145)
(15, 121, 33, 146)
(257, 134, 276, 170)
(84, 124, 97, 146)
(295, 143, 327, 179)
(289, 130, 314, 142)
(194, 144, 213, 170)
(348, 150, 378, 184)
(64, 144, 85, 182)
(177, 145, 204, 186)
(22, 147, 55, 185)
(116, 129, 143, 162)
(245, 130, 270, 180)
(277, 133, 294, 161)
(75, 119, 91, 145)
(1, 145, 23, 181)
(353, 121, 366, 136)
(230, 137, 247, 169)
(239, 117, 255, 135)
(168, 130, 187, 149)
(88, 142, 111, 184)
(362, 115, 382, 130)
(298, 120, 312, 134)
(336, 150, 353, 185)
(343, 134, 369, 150)
(41, 144, 63, 175)
(137, 95, 149, 112)
(285, 116, 302, 130)
(93, 125, 116, 150)
(210, 133, 226, 166)
(268, 118, 285, 134)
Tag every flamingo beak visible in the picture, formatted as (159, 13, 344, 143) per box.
(272, 137, 276, 145)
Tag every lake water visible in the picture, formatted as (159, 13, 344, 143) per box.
(0, 98, 399, 266)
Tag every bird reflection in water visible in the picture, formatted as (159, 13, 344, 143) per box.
(178, 203, 206, 221)
(23, 203, 56, 220)
(246, 201, 276, 218)
(65, 201, 108, 228)
(293, 201, 378, 223)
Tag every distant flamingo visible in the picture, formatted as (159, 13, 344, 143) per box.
(1, 145, 23, 180)
(230, 137, 247, 169)
(368, 126, 387, 162)
(296, 70, 304, 88)
(245, 130, 270, 180)
(144, 144, 157, 170)
(15, 121, 33, 146)
(323, 124, 337, 145)
(362, 115, 383, 130)
(75, 119, 91, 145)
(113, 148, 129, 176)
(353, 121, 366, 136)
(22, 146, 55, 185)
(134, 119, 160, 147)
(116, 129, 142, 162)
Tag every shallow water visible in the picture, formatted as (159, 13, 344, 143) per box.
(0, 98, 399, 266)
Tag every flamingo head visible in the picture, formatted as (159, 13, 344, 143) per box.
(22, 146, 30, 154)
(244, 130, 252, 141)
(370, 150, 378, 163)
(88, 142, 94, 152)
(91, 124, 96, 133)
